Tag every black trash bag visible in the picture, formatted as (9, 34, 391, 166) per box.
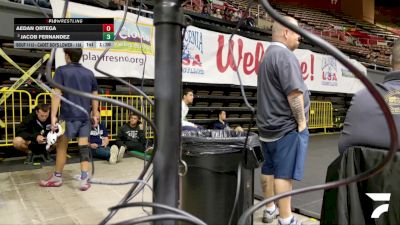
(182, 129, 259, 154)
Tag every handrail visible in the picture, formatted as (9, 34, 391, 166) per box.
(127, 6, 154, 15)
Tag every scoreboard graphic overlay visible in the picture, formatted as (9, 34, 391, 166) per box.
(14, 18, 114, 49)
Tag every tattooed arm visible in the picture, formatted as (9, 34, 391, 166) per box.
(287, 90, 306, 132)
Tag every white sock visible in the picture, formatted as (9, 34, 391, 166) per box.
(278, 215, 293, 225)
(266, 204, 276, 213)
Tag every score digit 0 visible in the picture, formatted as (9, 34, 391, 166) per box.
(103, 24, 114, 32)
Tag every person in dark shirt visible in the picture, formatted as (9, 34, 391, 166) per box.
(213, 110, 230, 130)
(201, 5, 210, 16)
(89, 116, 120, 164)
(40, 48, 99, 191)
(213, 110, 244, 132)
(13, 103, 52, 163)
(257, 16, 309, 225)
(339, 39, 400, 153)
(115, 113, 146, 153)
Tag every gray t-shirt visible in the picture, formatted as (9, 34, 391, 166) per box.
(257, 44, 310, 139)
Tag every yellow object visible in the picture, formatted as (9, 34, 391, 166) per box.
(100, 109, 113, 117)
(0, 91, 155, 147)
(0, 49, 50, 128)
(308, 101, 334, 133)
(60, 121, 66, 135)
(0, 90, 332, 147)
(0, 90, 32, 147)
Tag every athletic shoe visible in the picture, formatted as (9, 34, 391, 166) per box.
(278, 217, 302, 225)
(79, 177, 91, 191)
(262, 207, 279, 223)
(109, 145, 118, 164)
(39, 174, 62, 187)
(24, 152, 34, 164)
(117, 146, 126, 162)
(145, 146, 154, 155)
(43, 151, 53, 162)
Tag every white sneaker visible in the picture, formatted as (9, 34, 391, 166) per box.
(278, 216, 302, 225)
(79, 177, 91, 191)
(262, 207, 279, 223)
(109, 145, 118, 164)
(117, 146, 126, 162)
(145, 146, 154, 155)
(73, 174, 91, 191)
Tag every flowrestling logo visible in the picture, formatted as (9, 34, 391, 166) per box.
(366, 193, 391, 218)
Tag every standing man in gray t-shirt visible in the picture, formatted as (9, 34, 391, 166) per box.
(257, 16, 310, 225)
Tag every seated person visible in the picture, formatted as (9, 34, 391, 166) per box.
(13, 103, 52, 164)
(338, 39, 400, 154)
(321, 40, 400, 225)
(213, 110, 244, 132)
(213, 110, 229, 130)
(182, 88, 202, 131)
(89, 116, 121, 164)
(114, 113, 146, 153)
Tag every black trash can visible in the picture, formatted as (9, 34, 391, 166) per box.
(181, 130, 263, 225)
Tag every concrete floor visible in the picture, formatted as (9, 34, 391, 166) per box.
(0, 157, 319, 225)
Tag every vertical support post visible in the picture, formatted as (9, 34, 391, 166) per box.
(153, 1, 183, 224)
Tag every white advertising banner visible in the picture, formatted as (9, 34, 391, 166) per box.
(51, 0, 366, 94)
(51, 0, 155, 79)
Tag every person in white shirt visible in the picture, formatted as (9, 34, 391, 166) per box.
(182, 88, 201, 131)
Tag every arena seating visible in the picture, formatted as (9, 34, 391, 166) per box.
(185, 86, 257, 130)
(8, 0, 51, 8)
(270, 3, 398, 67)
(184, 0, 398, 68)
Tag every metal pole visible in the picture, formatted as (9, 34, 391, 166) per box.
(153, 0, 183, 224)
